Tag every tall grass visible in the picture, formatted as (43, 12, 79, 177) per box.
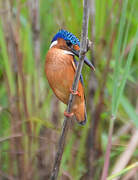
(0, 0, 137, 179)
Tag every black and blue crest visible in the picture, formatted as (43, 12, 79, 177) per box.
(51, 29, 80, 47)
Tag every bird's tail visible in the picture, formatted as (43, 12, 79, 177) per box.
(74, 101, 87, 125)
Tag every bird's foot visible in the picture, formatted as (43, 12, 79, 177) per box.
(64, 111, 74, 118)
(70, 88, 81, 96)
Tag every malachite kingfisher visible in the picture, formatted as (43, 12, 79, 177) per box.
(45, 29, 95, 125)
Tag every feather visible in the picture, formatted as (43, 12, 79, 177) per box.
(51, 29, 80, 47)
(73, 58, 84, 85)
(73, 58, 87, 125)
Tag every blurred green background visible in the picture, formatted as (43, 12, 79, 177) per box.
(0, 0, 138, 179)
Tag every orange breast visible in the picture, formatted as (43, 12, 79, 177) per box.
(45, 47, 86, 123)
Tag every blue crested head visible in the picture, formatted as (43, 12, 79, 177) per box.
(51, 29, 80, 47)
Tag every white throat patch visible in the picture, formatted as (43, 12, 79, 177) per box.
(63, 50, 74, 56)
(50, 40, 58, 49)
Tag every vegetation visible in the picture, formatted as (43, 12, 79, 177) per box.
(0, 0, 138, 179)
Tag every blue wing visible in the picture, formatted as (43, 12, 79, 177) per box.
(73, 58, 84, 85)
(73, 58, 87, 125)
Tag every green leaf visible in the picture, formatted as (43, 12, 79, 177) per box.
(107, 162, 138, 180)
(121, 96, 138, 127)
(112, 0, 129, 116)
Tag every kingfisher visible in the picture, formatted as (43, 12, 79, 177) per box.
(45, 29, 94, 125)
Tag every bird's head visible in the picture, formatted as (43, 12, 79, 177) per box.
(50, 29, 95, 70)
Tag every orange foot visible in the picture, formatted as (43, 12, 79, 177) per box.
(64, 111, 74, 118)
(70, 88, 81, 96)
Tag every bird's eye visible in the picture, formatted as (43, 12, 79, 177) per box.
(66, 40, 72, 47)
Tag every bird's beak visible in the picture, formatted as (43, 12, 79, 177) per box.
(71, 49, 95, 71)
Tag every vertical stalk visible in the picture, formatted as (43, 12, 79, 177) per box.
(50, 0, 90, 179)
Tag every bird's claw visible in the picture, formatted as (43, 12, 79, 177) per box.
(64, 111, 74, 117)
(70, 88, 81, 96)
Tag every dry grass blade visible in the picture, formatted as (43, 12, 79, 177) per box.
(111, 129, 138, 180)
(111, 98, 138, 180)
